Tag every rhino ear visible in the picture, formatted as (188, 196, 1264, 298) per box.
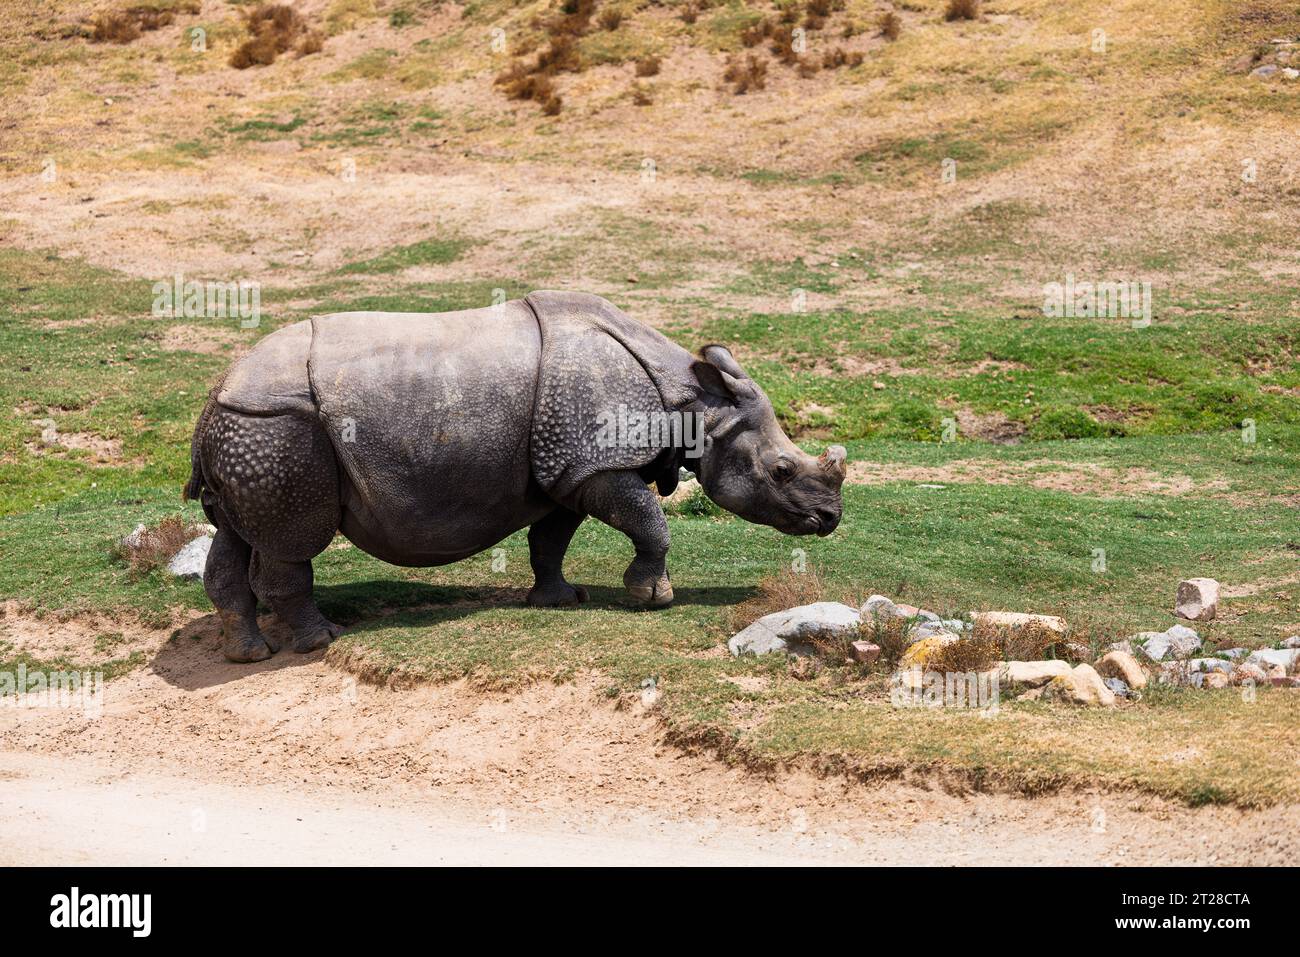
(699, 344, 748, 380)
(693, 345, 754, 402)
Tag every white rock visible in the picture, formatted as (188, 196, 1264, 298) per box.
(121, 523, 148, 549)
(997, 660, 1072, 687)
(1246, 648, 1300, 673)
(973, 611, 1066, 634)
(729, 602, 861, 657)
(1175, 578, 1219, 621)
(167, 535, 213, 579)
(1282, 636, 1300, 649)
(860, 594, 897, 619)
(1186, 657, 1233, 674)
(1139, 625, 1200, 661)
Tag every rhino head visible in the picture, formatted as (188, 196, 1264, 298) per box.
(685, 345, 845, 537)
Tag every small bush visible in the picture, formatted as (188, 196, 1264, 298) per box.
(679, 4, 700, 25)
(90, 2, 200, 44)
(634, 55, 661, 77)
(944, 0, 980, 22)
(230, 4, 323, 69)
(878, 11, 900, 40)
(796, 56, 819, 78)
(598, 7, 624, 31)
(925, 633, 1000, 675)
(723, 53, 767, 93)
(632, 83, 652, 105)
(111, 516, 207, 578)
(858, 615, 912, 669)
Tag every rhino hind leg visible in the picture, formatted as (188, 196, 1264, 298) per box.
(203, 511, 280, 662)
(201, 407, 342, 657)
(526, 507, 589, 607)
(572, 470, 673, 608)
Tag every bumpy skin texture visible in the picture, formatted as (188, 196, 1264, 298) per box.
(188, 292, 845, 662)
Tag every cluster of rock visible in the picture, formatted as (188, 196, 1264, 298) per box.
(727, 579, 1300, 707)
(120, 522, 214, 579)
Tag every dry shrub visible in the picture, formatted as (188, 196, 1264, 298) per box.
(631, 83, 652, 105)
(804, 13, 825, 31)
(722, 53, 768, 93)
(679, 3, 699, 24)
(858, 615, 912, 669)
(944, 0, 980, 22)
(112, 516, 207, 577)
(820, 46, 861, 69)
(877, 10, 901, 40)
(230, 4, 322, 69)
(634, 54, 661, 76)
(740, 19, 771, 46)
(971, 618, 1065, 662)
(728, 567, 825, 633)
(494, 0, 597, 114)
(769, 24, 798, 64)
(925, 633, 1000, 675)
(806, 0, 834, 17)
(91, 2, 199, 44)
(598, 7, 624, 30)
(796, 55, 820, 77)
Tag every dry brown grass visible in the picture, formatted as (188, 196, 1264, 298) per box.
(229, 4, 323, 69)
(944, 0, 980, 22)
(495, 0, 597, 113)
(925, 633, 1001, 675)
(722, 53, 768, 94)
(90, 2, 199, 44)
(877, 10, 901, 40)
(597, 7, 624, 31)
(971, 618, 1071, 662)
(631, 83, 652, 106)
(111, 516, 206, 577)
(728, 567, 826, 633)
(634, 55, 661, 77)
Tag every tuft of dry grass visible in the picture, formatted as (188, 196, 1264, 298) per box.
(728, 567, 825, 633)
(90, 2, 200, 44)
(877, 10, 901, 40)
(971, 618, 1069, 662)
(495, 0, 596, 113)
(598, 7, 623, 31)
(722, 53, 768, 94)
(857, 615, 912, 669)
(634, 55, 661, 77)
(230, 4, 323, 69)
(944, 0, 980, 22)
(924, 633, 1000, 675)
(111, 516, 206, 578)
(631, 83, 652, 106)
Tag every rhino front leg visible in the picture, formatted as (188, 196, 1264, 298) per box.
(527, 507, 589, 607)
(574, 470, 673, 608)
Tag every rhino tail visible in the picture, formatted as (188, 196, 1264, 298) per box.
(183, 371, 229, 502)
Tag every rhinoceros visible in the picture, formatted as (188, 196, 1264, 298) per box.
(185, 291, 846, 662)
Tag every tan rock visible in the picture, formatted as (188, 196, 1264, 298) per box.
(900, 633, 958, 668)
(997, 659, 1072, 687)
(1095, 650, 1148, 690)
(974, 611, 1067, 635)
(850, 640, 880, 664)
(1203, 672, 1230, 689)
(1175, 578, 1219, 621)
(1042, 664, 1116, 706)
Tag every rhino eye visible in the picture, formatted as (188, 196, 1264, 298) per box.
(771, 460, 795, 483)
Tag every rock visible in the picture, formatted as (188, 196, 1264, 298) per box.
(900, 633, 959, 668)
(1186, 657, 1233, 674)
(913, 617, 970, 640)
(728, 602, 861, 657)
(1282, 636, 1300, 649)
(850, 640, 880, 665)
(1283, 67, 1300, 79)
(1234, 663, 1268, 685)
(1103, 676, 1131, 697)
(121, 523, 147, 549)
(1220, 647, 1250, 659)
(1252, 63, 1279, 77)
(1095, 650, 1148, 689)
(1138, 625, 1200, 661)
(997, 659, 1072, 687)
(1107, 639, 1135, 656)
(860, 594, 897, 620)
(167, 534, 212, 579)
(1041, 664, 1116, 706)
(1246, 648, 1300, 673)
(1203, 672, 1231, 689)
(895, 603, 939, 622)
(1175, 578, 1219, 621)
(973, 611, 1066, 635)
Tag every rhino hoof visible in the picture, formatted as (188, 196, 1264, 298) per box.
(292, 625, 339, 654)
(223, 634, 276, 663)
(527, 582, 589, 607)
(627, 582, 674, 608)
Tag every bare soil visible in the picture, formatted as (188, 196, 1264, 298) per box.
(0, 612, 1294, 865)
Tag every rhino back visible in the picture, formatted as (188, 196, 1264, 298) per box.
(309, 303, 549, 564)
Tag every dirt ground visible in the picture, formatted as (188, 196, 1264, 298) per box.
(1, 612, 1295, 866)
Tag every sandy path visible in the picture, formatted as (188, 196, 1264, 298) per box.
(0, 612, 1296, 866)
